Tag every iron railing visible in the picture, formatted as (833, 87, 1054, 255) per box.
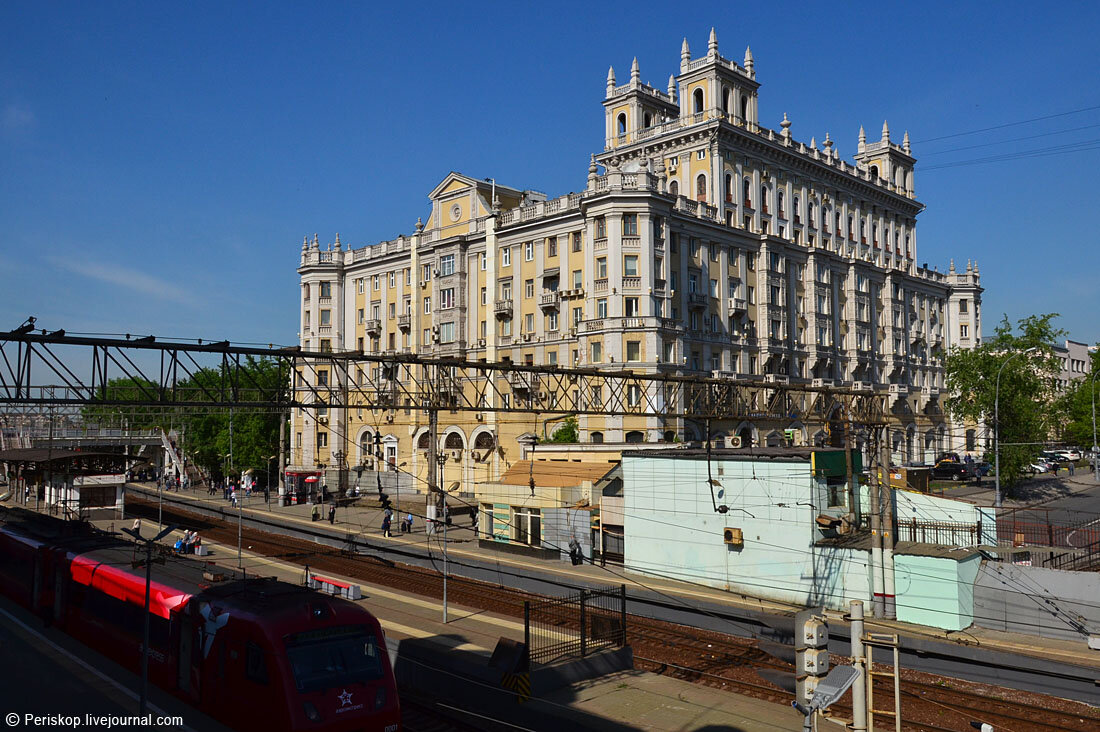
(524, 585, 626, 665)
(896, 518, 981, 546)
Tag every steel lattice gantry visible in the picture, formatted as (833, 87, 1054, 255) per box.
(0, 330, 889, 425)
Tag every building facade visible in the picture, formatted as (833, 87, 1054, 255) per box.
(290, 31, 982, 492)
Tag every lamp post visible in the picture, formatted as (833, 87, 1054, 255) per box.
(1088, 366, 1098, 483)
(122, 523, 175, 716)
(437, 451, 449, 623)
(265, 454, 277, 507)
(995, 346, 1038, 508)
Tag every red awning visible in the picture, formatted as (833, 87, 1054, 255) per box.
(304, 476, 319, 482)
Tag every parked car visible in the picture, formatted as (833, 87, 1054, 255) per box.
(1054, 450, 1082, 461)
(974, 461, 992, 477)
(931, 458, 977, 481)
(1028, 462, 1050, 474)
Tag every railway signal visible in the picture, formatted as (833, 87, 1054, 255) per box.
(794, 607, 829, 705)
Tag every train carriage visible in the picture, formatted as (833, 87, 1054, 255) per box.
(0, 508, 400, 732)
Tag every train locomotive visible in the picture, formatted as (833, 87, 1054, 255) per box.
(0, 507, 401, 732)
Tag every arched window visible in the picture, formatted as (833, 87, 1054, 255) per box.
(669, 179, 679, 197)
(662, 430, 675, 442)
(617, 113, 627, 136)
(724, 174, 733, 203)
(693, 88, 704, 114)
(760, 185, 768, 214)
(722, 88, 731, 114)
(740, 95, 749, 121)
(591, 431, 604, 444)
(696, 174, 707, 202)
(743, 177, 751, 206)
(360, 433, 373, 461)
(777, 190, 785, 218)
(625, 430, 645, 444)
(474, 432, 495, 451)
(417, 432, 431, 450)
(869, 165, 879, 179)
(444, 432, 465, 450)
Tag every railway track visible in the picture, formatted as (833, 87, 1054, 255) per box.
(125, 496, 1100, 732)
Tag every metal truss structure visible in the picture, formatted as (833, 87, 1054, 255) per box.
(0, 328, 889, 425)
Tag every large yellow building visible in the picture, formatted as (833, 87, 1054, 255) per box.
(289, 30, 981, 497)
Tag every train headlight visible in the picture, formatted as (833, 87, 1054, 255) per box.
(302, 701, 322, 722)
(374, 687, 388, 709)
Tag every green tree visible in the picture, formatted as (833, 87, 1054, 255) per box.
(943, 313, 1065, 492)
(1059, 347, 1100, 451)
(547, 416, 579, 443)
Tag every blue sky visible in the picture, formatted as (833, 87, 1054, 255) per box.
(2, 1, 1098, 347)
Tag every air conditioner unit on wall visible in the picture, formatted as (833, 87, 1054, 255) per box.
(318, 416, 328, 424)
(451, 450, 462, 462)
(384, 414, 394, 423)
(723, 527, 744, 546)
(729, 435, 742, 448)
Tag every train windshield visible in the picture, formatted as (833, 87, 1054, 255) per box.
(285, 624, 385, 693)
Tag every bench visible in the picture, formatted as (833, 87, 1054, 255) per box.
(308, 574, 362, 600)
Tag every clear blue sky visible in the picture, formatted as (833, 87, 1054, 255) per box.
(2, 1, 1098, 347)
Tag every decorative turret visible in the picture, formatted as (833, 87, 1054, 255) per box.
(302, 236, 308, 250)
(680, 38, 691, 70)
(810, 136, 817, 150)
(667, 74, 677, 101)
(587, 154, 599, 190)
(606, 65, 616, 95)
(858, 125, 866, 153)
(333, 232, 341, 250)
(744, 45, 754, 76)
(881, 119, 890, 143)
(949, 259, 956, 274)
(708, 27, 718, 57)
(823, 133, 833, 159)
(415, 217, 424, 233)
(630, 56, 640, 84)
(311, 233, 319, 250)
(903, 130, 911, 155)
(780, 112, 791, 140)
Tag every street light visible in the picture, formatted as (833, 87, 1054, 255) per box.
(1088, 366, 1099, 483)
(264, 454, 277, 507)
(436, 451, 449, 623)
(995, 346, 1038, 508)
(122, 522, 175, 716)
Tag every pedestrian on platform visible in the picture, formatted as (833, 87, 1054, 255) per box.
(382, 513, 392, 537)
(230, 488, 238, 508)
(328, 503, 336, 525)
(312, 504, 321, 522)
(404, 512, 414, 533)
(132, 518, 142, 537)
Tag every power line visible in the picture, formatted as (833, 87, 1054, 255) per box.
(915, 103, 1100, 144)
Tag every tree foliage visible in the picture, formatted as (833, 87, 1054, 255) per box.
(80, 357, 285, 483)
(547, 416, 579, 443)
(1059, 347, 1100, 450)
(943, 314, 1065, 491)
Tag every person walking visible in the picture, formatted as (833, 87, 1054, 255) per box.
(403, 512, 414, 533)
(230, 488, 238, 508)
(328, 503, 336, 525)
(131, 518, 142, 537)
(381, 513, 392, 538)
(312, 503, 321, 522)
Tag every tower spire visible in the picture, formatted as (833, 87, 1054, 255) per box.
(744, 45, 754, 74)
(902, 130, 911, 154)
(630, 56, 640, 83)
(858, 124, 866, 152)
(606, 65, 616, 95)
(681, 37, 691, 70)
(708, 27, 718, 56)
(881, 119, 890, 142)
(667, 74, 677, 101)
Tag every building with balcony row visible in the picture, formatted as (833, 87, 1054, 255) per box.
(289, 30, 982, 494)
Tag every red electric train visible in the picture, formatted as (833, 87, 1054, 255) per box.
(0, 507, 400, 732)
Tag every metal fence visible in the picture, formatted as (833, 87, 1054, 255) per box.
(524, 585, 627, 665)
(896, 519, 981, 546)
(995, 512, 1100, 549)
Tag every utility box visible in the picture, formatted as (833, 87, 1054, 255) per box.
(878, 466, 929, 493)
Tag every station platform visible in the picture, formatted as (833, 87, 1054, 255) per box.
(119, 481, 1100, 675)
(85, 511, 801, 732)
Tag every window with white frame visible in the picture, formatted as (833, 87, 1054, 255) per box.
(440, 254, 455, 276)
(439, 322, 455, 343)
(501, 247, 511, 266)
(524, 241, 534, 261)
(440, 288, 455, 309)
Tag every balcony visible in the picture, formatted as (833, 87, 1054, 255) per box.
(538, 291, 560, 310)
(397, 314, 410, 331)
(621, 276, 641, 290)
(727, 297, 747, 315)
(688, 292, 708, 309)
(654, 278, 667, 292)
(594, 278, 609, 293)
(365, 319, 381, 337)
(508, 371, 540, 392)
(494, 300, 513, 319)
